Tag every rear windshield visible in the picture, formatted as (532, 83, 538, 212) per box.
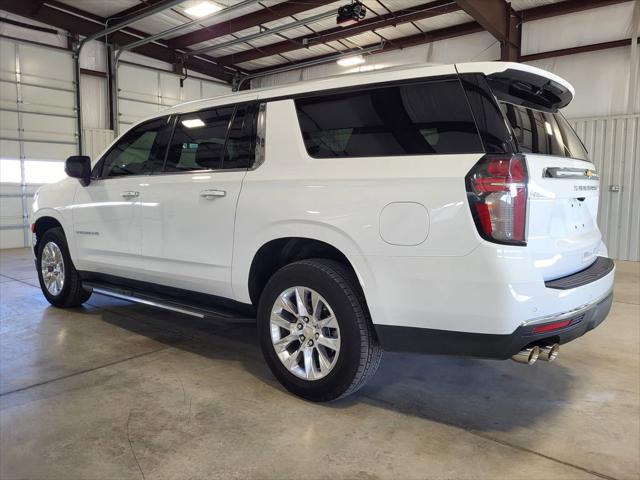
(500, 102, 588, 160)
(295, 78, 483, 158)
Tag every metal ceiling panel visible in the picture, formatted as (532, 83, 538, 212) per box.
(280, 43, 336, 60)
(56, 0, 136, 18)
(375, 22, 423, 40)
(510, 0, 564, 11)
(133, 1, 273, 38)
(236, 55, 290, 70)
(413, 10, 473, 31)
(335, 30, 382, 47)
(131, 11, 194, 36)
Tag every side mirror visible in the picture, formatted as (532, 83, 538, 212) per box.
(65, 155, 91, 186)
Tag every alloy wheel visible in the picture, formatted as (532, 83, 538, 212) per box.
(270, 286, 341, 381)
(41, 241, 65, 296)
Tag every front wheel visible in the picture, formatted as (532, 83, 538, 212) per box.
(258, 259, 382, 402)
(36, 227, 91, 307)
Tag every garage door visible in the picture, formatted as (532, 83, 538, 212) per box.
(117, 63, 231, 134)
(0, 38, 77, 248)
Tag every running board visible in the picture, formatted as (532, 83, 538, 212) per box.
(84, 282, 255, 324)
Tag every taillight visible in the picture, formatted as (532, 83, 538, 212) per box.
(465, 154, 528, 245)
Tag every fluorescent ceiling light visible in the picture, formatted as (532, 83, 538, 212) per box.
(185, 1, 221, 18)
(182, 118, 205, 128)
(337, 55, 365, 67)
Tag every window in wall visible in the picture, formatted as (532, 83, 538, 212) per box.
(25, 161, 66, 184)
(295, 78, 483, 158)
(100, 116, 173, 177)
(166, 106, 235, 172)
(0, 159, 22, 183)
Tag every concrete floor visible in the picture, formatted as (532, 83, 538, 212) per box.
(0, 248, 638, 480)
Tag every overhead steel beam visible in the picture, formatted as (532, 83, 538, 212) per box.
(519, 37, 639, 62)
(454, 0, 520, 61)
(184, 8, 340, 57)
(218, 0, 460, 66)
(520, 0, 631, 22)
(168, 0, 336, 49)
(119, 0, 261, 53)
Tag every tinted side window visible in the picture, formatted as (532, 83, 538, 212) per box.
(223, 104, 258, 169)
(101, 117, 173, 177)
(166, 106, 235, 172)
(295, 78, 483, 157)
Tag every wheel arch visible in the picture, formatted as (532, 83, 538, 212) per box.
(246, 237, 362, 308)
(32, 211, 65, 252)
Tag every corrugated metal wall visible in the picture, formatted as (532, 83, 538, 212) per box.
(571, 114, 640, 261)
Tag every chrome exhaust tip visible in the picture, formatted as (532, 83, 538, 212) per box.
(538, 344, 560, 362)
(511, 346, 540, 365)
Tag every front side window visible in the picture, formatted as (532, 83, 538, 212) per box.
(165, 106, 235, 172)
(295, 78, 483, 158)
(100, 117, 173, 178)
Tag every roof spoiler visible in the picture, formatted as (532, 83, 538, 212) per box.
(456, 62, 574, 112)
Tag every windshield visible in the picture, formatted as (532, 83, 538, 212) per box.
(500, 102, 588, 160)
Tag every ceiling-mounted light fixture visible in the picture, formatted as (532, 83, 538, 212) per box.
(337, 55, 365, 67)
(185, 1, 221, 18)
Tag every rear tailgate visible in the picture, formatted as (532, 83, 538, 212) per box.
(458, 62, 604, 281)
(526, 154, 601, 280)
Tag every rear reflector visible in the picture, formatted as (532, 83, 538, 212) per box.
(532, 319, 572, 334)
(466, 154, 528, 245)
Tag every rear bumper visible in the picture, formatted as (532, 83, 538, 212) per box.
(376, 291, 613, 359)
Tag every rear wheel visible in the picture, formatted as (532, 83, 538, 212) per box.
(258, 259, 382, 401)
(36, 227, 91, 307)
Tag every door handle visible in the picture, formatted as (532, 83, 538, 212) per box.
(200, 189, 226, 199)
(120, 191, 139, 198)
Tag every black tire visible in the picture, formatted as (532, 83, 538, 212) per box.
(36, 227, 91, 308)
(258, 259, 382, 402)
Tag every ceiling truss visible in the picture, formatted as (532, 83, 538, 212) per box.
(0, 0, 633, 83)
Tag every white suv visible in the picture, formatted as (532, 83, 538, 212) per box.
(32, 62, 615, 401)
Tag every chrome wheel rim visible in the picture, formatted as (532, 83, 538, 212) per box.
(270, 286, 341, 381)
(41, 241, 65, 296)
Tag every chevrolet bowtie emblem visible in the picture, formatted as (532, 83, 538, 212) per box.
(586, 169, 594, 178)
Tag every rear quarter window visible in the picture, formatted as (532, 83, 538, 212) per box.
(294, 78, 484, 158)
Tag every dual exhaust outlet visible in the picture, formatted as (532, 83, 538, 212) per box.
(512, 344, 559, 365)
